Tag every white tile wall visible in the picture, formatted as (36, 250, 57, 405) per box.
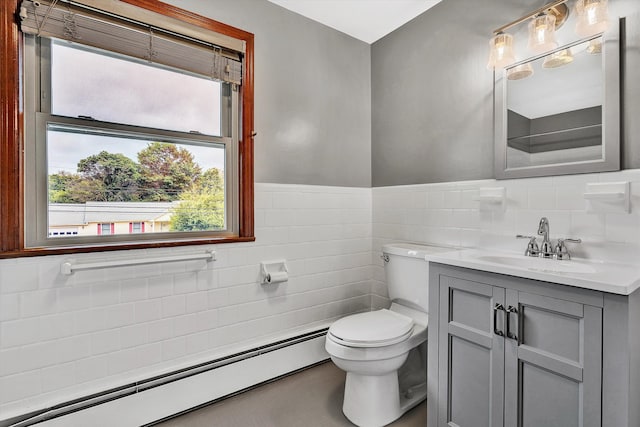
(3, 171, 640, 420)
(371, 170, 640, 305)
(0, 183, 372, 419)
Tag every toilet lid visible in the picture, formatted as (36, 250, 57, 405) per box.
(328, 309, 414, 347)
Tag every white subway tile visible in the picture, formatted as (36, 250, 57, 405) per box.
(162, 337, 187, 361)
(271, 191, 306, 209)
(119, 324, 148, 349)
(570, 212, 605, 237)
(254, 191, 273, 209)
(120, 278, 148, 303)
(0, 371, 41, 405)
(107, 343, 162, 375)
(19, 335, 91, 372)
(159, 261, 187, 276)
(207, 288, 229, 309)
(91, 329, 121, 355)
(253, 227, 290, 245)
(196, 309, 218, 330)
(173, 314, 201, 336)
(147, 276, 174, 299)
(218, 266, 260, 287)
(605, 213, 640, 243)
(0, 317, 40, 349)
(75, 308, 107, 334)
(104, 304, 135, 329)
(185, 331, 209, 355)
(161, 295, 186, 318)
(225, 248, 247, 267)
(264, 209, 297, 227)
(147, 319, 173, 343)
(134, 299, 162, 323)
(41, 361, 77, 393)
(254, 209, 266, 228)
(428, 191, 445, 208)
(528, 187, 556, 210)
(75, 355, 108, 384)
(555, 186, 586, 211)
(38, 259, 69, 290)
(20, 289, 57, 318)
(0, 261, 39, 294)
(91, 283, 120, 307)
(0, 347, 21, 376)
(0, 293, 19, 321)
(173, 272, 198, 295)
(39, 312, 75, 342)
(196, 269, 218, 290)
(58, 286, 93, 312)
(185, 291, 209, 313)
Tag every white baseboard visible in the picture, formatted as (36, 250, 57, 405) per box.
(33, 334, 329, 427)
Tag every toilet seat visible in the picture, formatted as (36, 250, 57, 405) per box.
(328, 309, 414, 348)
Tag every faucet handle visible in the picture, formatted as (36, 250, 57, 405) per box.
(516, 234, 535, 240)
(516, 235, 539, 257)
(554, 238, 582, 260)
(561, 238, 582, 244)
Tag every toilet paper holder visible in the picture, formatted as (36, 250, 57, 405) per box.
(260, 260, 289, 284)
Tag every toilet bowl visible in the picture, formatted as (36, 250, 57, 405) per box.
(326, 304, 427, 427)
(325, 243, 452, 427)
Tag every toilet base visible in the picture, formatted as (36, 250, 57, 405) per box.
(343, 371, 401, 427)
(342, 371, 427, 427)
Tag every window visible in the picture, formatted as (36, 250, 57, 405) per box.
(0, 0, 255, 255)
(98, 223, 114, 236)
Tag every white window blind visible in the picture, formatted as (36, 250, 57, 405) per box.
(19, 0, 243, 84)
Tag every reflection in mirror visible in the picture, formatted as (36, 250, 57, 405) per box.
(506, 36, 603, 169)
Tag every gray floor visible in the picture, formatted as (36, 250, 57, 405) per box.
(155, 361, 427, 427)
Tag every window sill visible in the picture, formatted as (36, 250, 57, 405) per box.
(0, 236, 256, 259)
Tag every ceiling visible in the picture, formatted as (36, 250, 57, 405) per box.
(266, 0, 443, 44)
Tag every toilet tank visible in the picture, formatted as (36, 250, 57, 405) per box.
(382, 243, 453, 312)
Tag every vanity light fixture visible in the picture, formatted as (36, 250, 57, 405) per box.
(487, 33, 516, 69)
(528, 13, 558, 54)
(587, 38, 603, 53)
(542, 48, 574, 68)
(575, 0, 609, 37)
(488, 0, 569, 70)
(507, 62, 534, 80)
(488, 0, 609, 70)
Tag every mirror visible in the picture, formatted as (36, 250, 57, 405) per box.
(495, 28, 620, 179)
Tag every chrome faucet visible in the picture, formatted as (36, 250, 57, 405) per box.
(537, 217, 553, 258)
(516, 217, 582, 260)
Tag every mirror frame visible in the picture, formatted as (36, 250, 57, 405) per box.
(494, 20, 620, 180)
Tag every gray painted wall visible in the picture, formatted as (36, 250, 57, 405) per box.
(164, 0, 638, 188)
(372, 0, 640, 186)
(165, 0, 372, 187)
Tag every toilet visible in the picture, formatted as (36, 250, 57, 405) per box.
(325, 243, 452, 427)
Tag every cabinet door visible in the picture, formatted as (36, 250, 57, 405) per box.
(504, 290, 602, 427)
(438, 275, 504, 427)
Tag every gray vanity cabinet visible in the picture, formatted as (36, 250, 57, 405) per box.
(429, 264, 604, 427)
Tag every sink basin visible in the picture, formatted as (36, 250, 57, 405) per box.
(475, 255, 597, 274)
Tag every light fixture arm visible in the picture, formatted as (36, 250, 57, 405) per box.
(493, 0, 569, 35)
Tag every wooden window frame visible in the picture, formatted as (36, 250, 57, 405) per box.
(0, 0, 254, 258)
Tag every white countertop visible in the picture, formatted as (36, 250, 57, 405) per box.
(425, 249, 640, 295)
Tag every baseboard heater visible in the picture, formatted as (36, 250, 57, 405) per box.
(2, 328, 329, 427)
